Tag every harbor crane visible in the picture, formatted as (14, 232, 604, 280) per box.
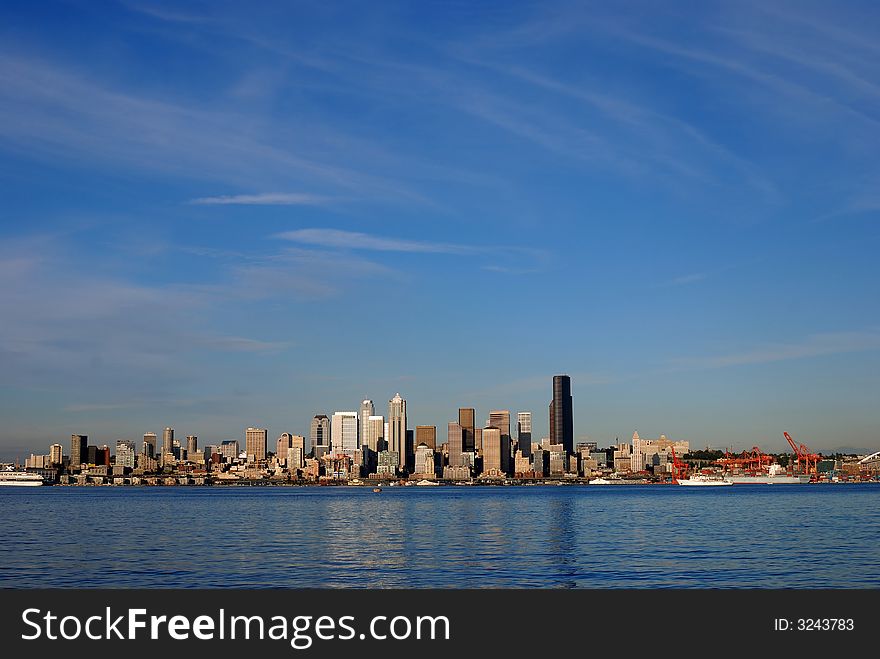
(783, 431, 821, 475)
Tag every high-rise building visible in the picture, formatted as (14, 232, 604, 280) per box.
(220, 440, 239, 461)
(388, 393, 407, 471)
(489, 410, 511, 472)
(245, 427, 268, 463)
(162, 427, 174, 457)
(116, 440, 136, 469)
(288, 435, 306, 470)
(359, 399, 374, 446)
(143, 433, 157, 459)
(70, 434, 87, 470)
(517, 412, 532, 458)
(331, 412, 359, 456)
(447, 422, 464, 467)
(482, 427, 504, 476)
(310, 415, 330, 454)
(49, 443, 63, 465)
(276, 433, 294, 464)
(549, 375, 573, 455)
(365, 415, 385, 452)
(416, 425, 436, 450)
(186, 435, 198, 459)
(458, 408, 475, 453)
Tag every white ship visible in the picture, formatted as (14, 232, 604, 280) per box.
(0, 467, 45, 487)
(676, 473, 733, 487)
(725, 464, 810, 484)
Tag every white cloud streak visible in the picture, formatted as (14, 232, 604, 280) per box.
(275, 228, 477, 254)
(190, 192, 333, 206)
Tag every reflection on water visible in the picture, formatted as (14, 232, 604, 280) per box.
(1, 485, 878, 588)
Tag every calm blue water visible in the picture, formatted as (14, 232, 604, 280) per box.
(1, 484, 878, 588)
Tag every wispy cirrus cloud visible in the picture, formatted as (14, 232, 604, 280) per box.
(274, 228, 477, 255)
(674, 331, 880, 370)
(190, 192, 333, 206)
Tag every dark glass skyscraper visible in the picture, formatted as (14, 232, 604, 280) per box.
(549, 375, 573, 455)
(458, 408, 475, 453)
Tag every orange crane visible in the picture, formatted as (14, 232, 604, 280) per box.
(670, 445, 689, 484)
(783, 431, 821, 475)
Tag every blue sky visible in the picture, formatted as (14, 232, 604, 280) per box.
(1, 0, 879, 459)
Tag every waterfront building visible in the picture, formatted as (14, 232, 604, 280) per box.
(388, 393, 407, 471)
(310, 414, 330, 455)
(458, 408, 475, 453)
(142, 433, 157, 459)
(549, 375, 573, 455)
(70, 434, 87, 470)
(376, 450, 399, 477)
(116, 440, 136, 469)
(443, 464, 471, 480)
(49, 443, 63, 465)
(245, 427, 268, 463)
(365, 415, 385, 452)
(631, 431, 689, 472)
(416, 425, 437, 450)
(186, 435, 198, 458)
(447, 422, 464, 467)
(331, 411, 359, 457)
(359, 399, 374, 446)
(517, 411, 532, 458)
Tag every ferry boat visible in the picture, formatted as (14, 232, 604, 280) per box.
(0, 467, 45, 486)
(676, 473, 733, 487)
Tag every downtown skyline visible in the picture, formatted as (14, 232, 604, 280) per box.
(1, 1, 879, 458)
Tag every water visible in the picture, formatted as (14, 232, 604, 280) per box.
(1, 484, 878, 588)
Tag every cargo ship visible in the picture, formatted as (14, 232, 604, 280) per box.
(725, 464, 810, 484)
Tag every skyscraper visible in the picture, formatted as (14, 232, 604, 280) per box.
(482, 427, 504, 476)
(489, 410, 511, 472)
(388, 393, 407, 471)
(549, 375, 573, 455)
(365, 415, 385, 452)
(245, 427, 268, 463)
(416, 425, 436, 450)
(359, 399, 374, 446)
(70, 434, 87, 469)
(49, 443, 63, 465)
(116, 440, 136, 469)
(310, 415, 330, 454)
(517, 412, 532, 458)
(447, 422, 464, 467)
(186, 435, 198, 458)
(162, 427, 174, 461)
(331, 412, 359, 456)
(143, 432, 157, 459)
(276, 433, 294, 464)
(458, 408, 475, 453)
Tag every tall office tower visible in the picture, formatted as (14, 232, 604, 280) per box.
(474, 427, 483, 453)
(276, 433, 294, 464)
(359, 399, 374, 446)
(49, 443, 63, 465)
(416, 425, 436, 450)
(143, 433, 157, 459)
(458, 408, 475, 453)
(245, 427, 268, 463)
(186, 435, 198, 458)
(517, 412, 533, 458)
(116, 440, 136, 469)
(289, 435, 306, 470)
(549, 374, 574, 455)
(489, 410, 511, 471)
(310, 415, 330, 454)
(366, 415, 385, 452)
(388, 393, 407, 471)
(162, 427, 174, 458)
(331, 412, 359, 456)
(447, 422, 464, 467)
(70, 434, 87, 469)
(483, 427, 503, 475)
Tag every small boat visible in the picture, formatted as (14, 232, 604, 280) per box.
(372, 487, 382, 493)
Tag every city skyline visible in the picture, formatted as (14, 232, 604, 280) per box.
(1, 1, 879, 457)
